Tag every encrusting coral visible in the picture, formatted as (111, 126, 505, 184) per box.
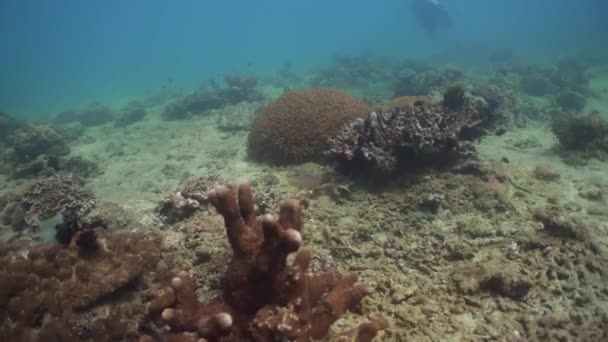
(22, 175, 96, 229)
(0, 230, 161, 341)
(142, 183, 387, 341)
(247, 88, 370, 164)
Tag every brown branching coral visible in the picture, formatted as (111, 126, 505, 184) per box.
(144, 183, 386, 341)
(328, 95, 488, 177)
(247, 88, 370, 164)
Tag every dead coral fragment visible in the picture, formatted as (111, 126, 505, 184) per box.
(145, 183, 385, 341)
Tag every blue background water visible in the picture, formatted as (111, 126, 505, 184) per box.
(1, 0, 606, 118)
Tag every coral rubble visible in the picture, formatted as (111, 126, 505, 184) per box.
(248, 88, 370, 164)
(328, 94, 488, 177)
(143, 183, 386, 341)
(0, 111, 25, 143)
(393, 66, 463, 97)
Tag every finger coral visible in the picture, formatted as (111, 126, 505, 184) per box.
(143, 183, 386, 341)
(247, 88, 370, 164)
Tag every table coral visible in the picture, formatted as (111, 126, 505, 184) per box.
(143, 183, 387, 341)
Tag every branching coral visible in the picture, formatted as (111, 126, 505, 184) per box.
(247, 88, 370, 164)
(328, 96, 488, 177)
(143, 183, 387, 341)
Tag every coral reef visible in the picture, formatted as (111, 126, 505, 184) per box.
(520, 74, 555, 96)
(0, 191, 28, 234)
(442, 83, 466, 110)
(162, 76, 263, 120)
(0, 111, 25, 143)
(555, 90, 586, 111)
(216, 102, 261, 133)
(248, 88, 370, 164)
(552, 112, 608, 161)
(0, 230, 161, 341)
(115, 102, 147, 127)
(328, 95, 488, 177)
(21, 176, 96, 229)
(503, 58, 590, 111)
(383, 95, 433, 112)
(11, 125, 70, 163)
(11, 154, 100, 179)
(223, 74, 261, 103)
(143, 183, 386, 341)
(76, 103, 115, 127)
(393, 66, 463, 97)
(471, 83, 518, 127)
(309, 54, 390, 88)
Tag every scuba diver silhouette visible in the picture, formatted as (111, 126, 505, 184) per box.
(411, 0, 452, 38)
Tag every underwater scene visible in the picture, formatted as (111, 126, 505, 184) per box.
(1, 0, 608, 341)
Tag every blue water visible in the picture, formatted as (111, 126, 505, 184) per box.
(1, 0, 606, 118)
